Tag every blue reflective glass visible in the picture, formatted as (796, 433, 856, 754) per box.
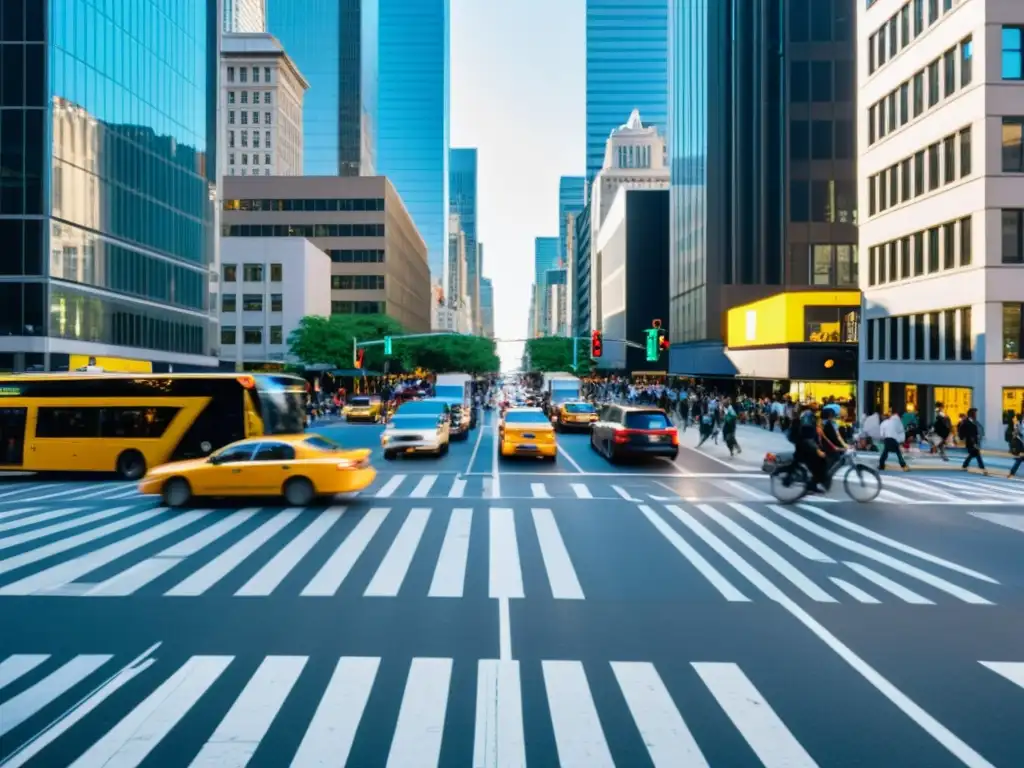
(559, 176, 585, 271)
(535, 237, 559, 282)
(1004, 52, 1022, 80)
(586, 0, 668, 184)
(450, 147, 478, 314)
(377, 0, 450, 286)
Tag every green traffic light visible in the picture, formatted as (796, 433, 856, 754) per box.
(384, 336, 392, 355)
(645, 328, 658, 362)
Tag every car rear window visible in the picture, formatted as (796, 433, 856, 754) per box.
(625, 411, 670, 430)
(304, 435, 340, 451)
(350, 397, 371, 406)
(565, 403, 595, 413)
(505, 411, 548, 424)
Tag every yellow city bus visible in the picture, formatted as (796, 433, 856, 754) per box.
(0, 372, 308, 479)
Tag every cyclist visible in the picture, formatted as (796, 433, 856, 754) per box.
(820, 404, 846, 473)
(789, 403, 829, 493)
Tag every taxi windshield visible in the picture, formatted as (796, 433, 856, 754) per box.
(564, 403, 595, 413)
(349, 397, 372, 406)
(505, 410, 548, 424)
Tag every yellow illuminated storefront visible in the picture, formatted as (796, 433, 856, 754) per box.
(724, 291, 860, 403)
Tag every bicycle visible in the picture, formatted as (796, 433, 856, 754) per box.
(765, 448, 881, 504)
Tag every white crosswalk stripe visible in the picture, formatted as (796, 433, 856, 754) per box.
(0, 651, 846, 767)
(0, 499, 1001, 605)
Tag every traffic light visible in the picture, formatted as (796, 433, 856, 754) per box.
(384, 335, 393, 355)
(591, 330, 603, 358)
(355, 348, 365, 369)
(657, 328, 669, 355)
(645, 327, 659, 362)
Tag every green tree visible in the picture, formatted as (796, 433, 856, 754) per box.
(524, 337, 590, 374)
(287, 314, 406, 370)
(400, 334, 500, 373)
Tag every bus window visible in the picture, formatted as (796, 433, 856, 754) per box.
(36, 407, 101, 438)
(99, 407, 179, 439)
(254, 382, 306, 434)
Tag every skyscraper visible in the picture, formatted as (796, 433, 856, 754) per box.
(377, 0, 450, 292)
(480, 277, 494, 339)
(586, 0, 669, 185)
(559, 176, 586, 267)
(3, 0, 219, 371)
(339, 0, 378, 176)
(450, 149, 479, 329)
(224, 0, 267, 32)
(535, 237, 560, 282)
(667, 0, 856, 373)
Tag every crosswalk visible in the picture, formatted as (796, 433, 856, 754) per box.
(3, 470, 1024, 506)
(0, 647, 849, 766)
(0, 499, 1001, 604)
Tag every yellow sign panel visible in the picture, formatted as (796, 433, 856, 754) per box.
(69, 355, 152, 373)
(726, 291, 861, 348)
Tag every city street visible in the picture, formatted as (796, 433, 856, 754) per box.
(1, 410, 1024, 765)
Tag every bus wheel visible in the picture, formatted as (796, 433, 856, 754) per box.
(162, 478, 192, 508)
(284, 477, 315, 506)
(116, 450, 147, 481)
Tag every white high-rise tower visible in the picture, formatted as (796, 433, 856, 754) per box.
(223, 0, 267, 33)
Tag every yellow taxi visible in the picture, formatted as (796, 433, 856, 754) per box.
(553, 400, 598, 431)
(499, 407, 557, 461)
(138, 433, 376, 507)
(343, 394, 384, 422)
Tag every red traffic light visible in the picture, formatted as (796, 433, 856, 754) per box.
(657, 329, 669, 353)
(355, 348, 365, 369)
(591, 330, 603, 358)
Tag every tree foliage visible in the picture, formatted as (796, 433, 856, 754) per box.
(524, 337, 590, 375)
(288, 313, 500, 373)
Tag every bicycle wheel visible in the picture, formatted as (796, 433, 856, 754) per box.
(770, 464, 810, 504)
(843, 464, 881, 502)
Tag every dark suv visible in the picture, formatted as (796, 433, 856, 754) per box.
(590, 405, 679, 462)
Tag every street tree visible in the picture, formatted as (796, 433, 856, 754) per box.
(524, 337, 591, 374)
(287, 314, 406, 370)
(400, 334, 500, 373)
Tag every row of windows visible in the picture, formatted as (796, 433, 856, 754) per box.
(221, 294, 283, 313)
(791, 119, 854, 162)
(331, 301, 385, 315)
(868, 36, 972, 147)
(224, 198, 385, 212)
(331, 275, 384, 290)
(221, 326, 284, 346)
(35, 406, 178, 439)
(790, 61, 853, 104)
(808, 244, 859, 287)
(789, 179, 857, 225)
(227, 90, 272, 105)
(222, 263, 283, 282)
(329, 249, 385, 264)
(222, 224, 385, 238)
(805, 306, 860, 343)
(789, 0, 851, 44)
(227, 111, 273, 126)
(226, 66, 272, 84)
(1004, 27, 1024, 80)
(868, 0, 957, 76)
(1003, 118, 1024, 172)
(227, 129, 272, 149)
(868, 126, 971, 217)
(865, 307, 972, 363)
(867, 217, 971, 287)
(228, 153, 271, 167)
(1005, 304, 1024, 360)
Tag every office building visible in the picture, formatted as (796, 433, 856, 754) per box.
(480, 277, 495, 339)
(267, 0, 378, 176)
(224, 0, 267, 33)
(559, 176, 586, 269)
(564, 211, 577, 335)
(450, 148, 480, 328)
(439, 213, 472, 332)
(532, 237, 560, 336)
(221, 33, 308, 177)
(574, 202, 593, 339)
(667, 0, 857, 381)
(594, 189, 670, 372)
(377, 0, 450, 293)
(546, 268, 570, 338)
(222, 176, 431, 332)
(858, 0, 1023, 439)
(586, 0, 668, 185)
(0, 1, 220, 373)
(219, 238, 331, 368)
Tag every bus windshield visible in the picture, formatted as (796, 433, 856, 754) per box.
(252, 376, 307, 434)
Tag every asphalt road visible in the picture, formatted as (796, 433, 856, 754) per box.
(0, 409, 1022, 766)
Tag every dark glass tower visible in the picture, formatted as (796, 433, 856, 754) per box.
(450, 148, 478, 326)
(339, 0, 378, 176)
(667, 0, 856, 361)
(0, 0, 218, 371)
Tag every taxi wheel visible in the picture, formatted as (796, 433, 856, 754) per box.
(284, 477, 315, 506)
(383, 450, 397, 461)
(439, 441, 450, 456)
(162, 478, 192, 508)
(116, 450, 147, 481)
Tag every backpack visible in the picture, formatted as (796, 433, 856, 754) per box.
(787, 418, 801, 444)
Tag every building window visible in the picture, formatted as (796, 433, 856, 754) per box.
(243, 264, 264, 281)
(867, 319, 876, 360)
(228, 130, 235, 148)
(790, 120, 809, 161)
(1003, 210, 1024, 263)
(928, 59, 940, 106)
(265, 67, 271, 82)
(811, 245, 832, 285)
(959, 127, 971, 178)
(241, 91, 248, 104)
(270, 263, 283, 281)
(242, 294, 263, 312)
(944, 311, 956, 360)
(900, 236, 911, 279)
(900, 158, 911, 202)
(228, 153, 235, 166)
(811, 120, 832, 159)
(240, 67, 247, 83)
(265, 154, 271, 165)
(266, 131, 272, 148)
(1004, 304, 1023, 359)
(943, 135, 955, 184)
(810, 180, 829, 223)
(928, 227, 940, 272)
(913, 231, 924, 274)
(913, 150, 925, 196)
(1003, 118, 1024, 172)
(271, 294, 283, 312)
(943, 48, 956, 98)
(912, 71, 923, 118)
(811, 61, 832, 102)
(1003, 27, 1024, 80)
(900, 316, 910, 360)
(960, 216, 972, 266)
(253, 67, 260, 83)
(960, 307, 972, 360)
(888, 317, 898, 360)
(791, 181, 809, 222)
(270, 326, 283, 345)
(837, 245, 857, 285)
(227, 67, 235, 83)
(243, 327, 262, 344)
(961, 36, 973, 86)
(221, 326, 236, 345)
(223, 264, 237, 282)
(943, 222, 955, 270)
(221, 294, 236, 312)
(331, 301, 386, 315)
(928, 312, 940, 360)
(914, 314, 925, 360)
(265, 112, 272, 125)
(927, 143, 940, 191)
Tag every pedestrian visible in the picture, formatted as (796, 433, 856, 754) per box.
(930, 403, 951, 461)
(1007, 414, 1024, 478)
(722, 399, 741, 456)
(696, 410, 715, 447)
(958, 407, 988, 474)
(878, 410, 909, 471)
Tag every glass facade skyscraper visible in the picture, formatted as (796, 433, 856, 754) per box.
(377, 0, 450, 288)
(339, 0, 378, 176)
(586, 0, 668, 185)
(535, 237, 559, 283)
(450, 148, 478, 326)
(558, 176, 585, 268)
(0, 0, 218, 371)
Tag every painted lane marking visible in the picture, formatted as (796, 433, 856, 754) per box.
(364, 508, 431, 597)
(531, 508, 584, 600)
(302, 508, 390, 596)
(428, 508, 472, 598)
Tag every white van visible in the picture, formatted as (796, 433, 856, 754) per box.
(434, 373, 474, 440)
